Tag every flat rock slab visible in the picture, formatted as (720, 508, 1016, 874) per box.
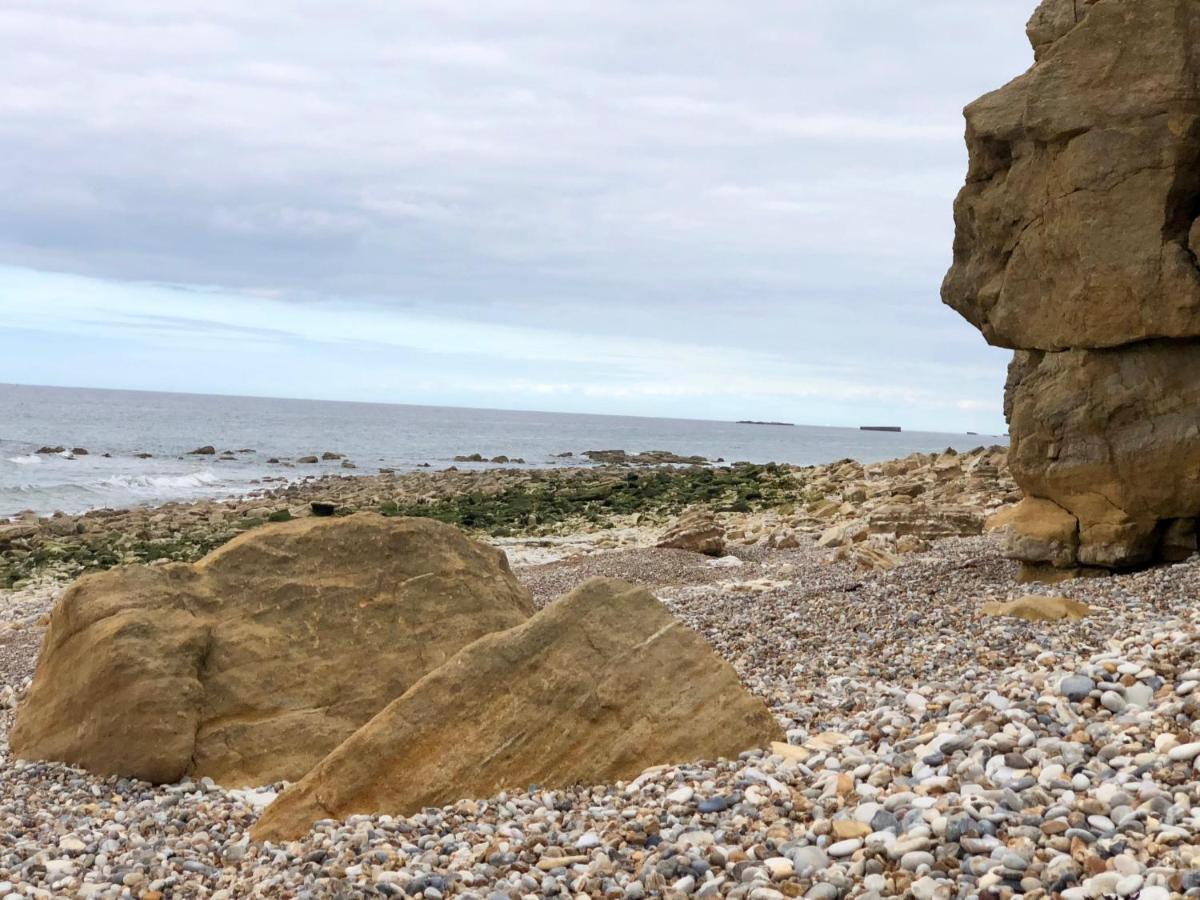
(12, 514, 532, 786)
(941, 0, 1200, 572)
(253, 577, 783, 841)
(981, 594, 1091, 622)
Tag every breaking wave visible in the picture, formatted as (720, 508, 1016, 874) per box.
(2, 469, 235, 517)
(101, 471, 222, 492)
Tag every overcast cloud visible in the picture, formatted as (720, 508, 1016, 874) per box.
(0, 0, 1033, 431)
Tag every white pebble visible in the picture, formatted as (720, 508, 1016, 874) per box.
(826, 838, 861, 857)
(1167, 741, 1200, 762)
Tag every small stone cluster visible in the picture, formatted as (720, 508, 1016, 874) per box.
(726, 447, 1015, 571)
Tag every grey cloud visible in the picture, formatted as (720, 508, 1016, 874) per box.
(0, 1, 1032, 293)
(0, 0, 1031, 428)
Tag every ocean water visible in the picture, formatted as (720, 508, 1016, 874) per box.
(0, 384, 1006, 517)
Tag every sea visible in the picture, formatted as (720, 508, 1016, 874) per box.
(0, 384, 1006, 518)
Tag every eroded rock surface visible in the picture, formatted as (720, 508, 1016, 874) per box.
(943, 0, 1200, 570)
(1006, 343, 1200, 568)
(657, 508, 726, 556)
(11, 514, 533, 786)
(943, 0, 1200, 351)
(252, 578, 783, 841)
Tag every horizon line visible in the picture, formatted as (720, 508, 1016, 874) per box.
(0, 380, 1002, 439)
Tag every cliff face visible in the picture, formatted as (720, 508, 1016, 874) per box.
(943, 0, 1200, 570)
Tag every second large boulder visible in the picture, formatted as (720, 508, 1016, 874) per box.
(253, 578, 783, 841)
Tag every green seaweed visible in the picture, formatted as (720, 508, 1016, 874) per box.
(0, 464, 803, 586)
(376, 464, 801, 536)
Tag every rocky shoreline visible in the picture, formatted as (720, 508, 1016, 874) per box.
(1, 446, 1197, 898)
(0, 445, 1012, 589)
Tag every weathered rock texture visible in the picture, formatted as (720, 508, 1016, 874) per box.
(253, 578, 783, 842)
(942, 0, 1200, 570)
(980, 594, 1092, 623)
(11, 514, 533, 786)
(657, 509, 726, 556)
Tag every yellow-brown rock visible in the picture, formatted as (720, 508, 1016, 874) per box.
(11, 514, 532, 786)
(943, 0, 1200, 351)
(252, 578, 782, 842)
(981, 595, 1092, 622)
(942, 0, 1200, 570)
(866, 502, 983, 541)
(657, 508, 725, 556)
(832, 820, 872, 840)
(985, 497, 1078, 568)
(1006, 344, 1200, 567)
(834, 544, 900, 572)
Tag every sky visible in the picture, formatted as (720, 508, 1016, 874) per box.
(0, 1, 1034, 433)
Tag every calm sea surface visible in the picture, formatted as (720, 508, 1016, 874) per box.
(0, 384, 1005, 517)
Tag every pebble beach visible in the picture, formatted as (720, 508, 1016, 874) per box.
(9, 0, 1200, 896)
(2, 510, 1198, 897)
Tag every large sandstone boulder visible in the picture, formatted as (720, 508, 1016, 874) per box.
(252, 578, 783, 842)
(943, 0, 1200, 571)
(11, 514, 532, 786)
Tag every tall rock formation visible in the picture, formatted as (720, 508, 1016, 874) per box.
(942, 0, 1200, 570)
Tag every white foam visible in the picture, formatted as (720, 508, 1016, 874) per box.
(1, 469, 240, 517)
(6, 454, 41, 465)
(102, 470, 222, 492)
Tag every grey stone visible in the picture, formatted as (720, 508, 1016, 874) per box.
(1059, 676, 1095, 702)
